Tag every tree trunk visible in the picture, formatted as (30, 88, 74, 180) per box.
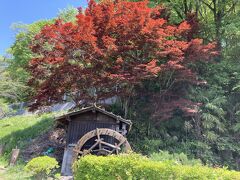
(214, 13, 222, 56)
(193, 114, 202, 140)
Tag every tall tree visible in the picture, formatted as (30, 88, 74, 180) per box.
(0, 57, 25, 100)
(199, 0, 239, 54)
(28, 0, 217, 113)
(0, 57, 26, 118)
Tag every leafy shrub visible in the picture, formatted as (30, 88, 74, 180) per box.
(150, 151, 202, 166)
(24, 156, 59, 179)
(132, 138, 162, 155)
(73, 154, 240, 180)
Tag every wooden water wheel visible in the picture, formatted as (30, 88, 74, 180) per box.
(72, 128, 131, 162)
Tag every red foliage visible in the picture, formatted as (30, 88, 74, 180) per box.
(28, 0, 217, 114)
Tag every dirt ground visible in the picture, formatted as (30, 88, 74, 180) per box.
(22, 128, 66, 163)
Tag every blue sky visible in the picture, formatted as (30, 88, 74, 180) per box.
(0, 0, 88, 56)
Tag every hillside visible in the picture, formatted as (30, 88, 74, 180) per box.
(0, 113, 57, 179)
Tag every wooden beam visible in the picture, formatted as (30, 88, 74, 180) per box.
(9, 149, 20, 166)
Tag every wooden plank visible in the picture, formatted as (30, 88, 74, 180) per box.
(61, 146, 74, 176)
(9, 149, 20, 166)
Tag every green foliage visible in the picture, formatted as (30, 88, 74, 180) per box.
(132, 138, 162, 155)
(223, 11, 240, 60)
(57, 6, 78, 22)
(0, 57, 26, 103)
(6, 20, 52, 101)
(188, 61, 240, 167)
(150, 151, 202, 166)
(24, 156, 59, 179)
(126, 60, 240, 170)
(73, 154, 240, 180)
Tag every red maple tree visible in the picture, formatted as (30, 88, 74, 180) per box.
(28, 0, 217, 114)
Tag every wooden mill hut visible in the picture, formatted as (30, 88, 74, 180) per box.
(55, 105, 132, 176)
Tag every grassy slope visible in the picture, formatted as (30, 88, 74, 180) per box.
(0, 113, 55, 179)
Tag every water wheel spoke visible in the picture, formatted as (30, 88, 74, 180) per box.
(100, 140, 121, 150)
(81, 140, 100, 155)
(96, 128, 102, 149)
(92, 149, 101, 152)
(89, 140, 101, 151)
(110, 139, 126, 154)
(92, 148, 112, 154)
(102, 148, 112, 154)
(115, 143, 119, 154)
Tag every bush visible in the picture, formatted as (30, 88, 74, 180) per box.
(150, 151, 202, 166)
(24, 156, 59, 180)
(132, 138, 162, 155)
(73, 154, 240, 180)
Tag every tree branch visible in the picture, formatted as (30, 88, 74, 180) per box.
(200, 0, 214, 11)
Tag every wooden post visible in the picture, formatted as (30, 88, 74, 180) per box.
(0, 145, 3, 156)
(9, 148, 20, 166)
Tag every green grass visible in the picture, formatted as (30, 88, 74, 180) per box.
(0, 113, 55, 179)
(0, 164, 32, 180)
